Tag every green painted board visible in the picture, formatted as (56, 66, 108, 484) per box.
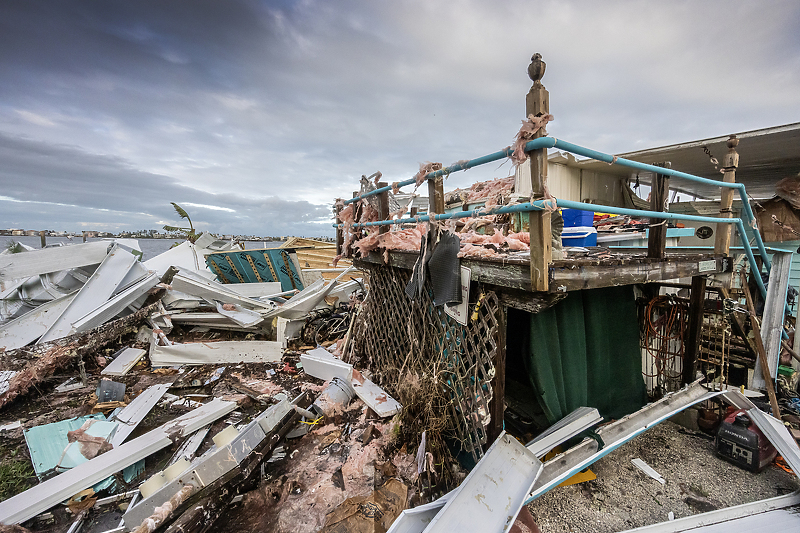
(205, 248, 304, 291)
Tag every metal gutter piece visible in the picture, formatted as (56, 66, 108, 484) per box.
(101, 348, 147, 377)
(109, 383, 172, 447)
(753, 250, 792, 387)
(38, 245, 138, 343)
(387, 406, 605, 533)
(214, 301, 263, 327)
(0, 398, 236, 525)
(526, 406, 602, 458)
(170, 270, 273, 311)
(149, 340, 282, 366)
(0, 241, 110, 282)
(421, 432, 543, 533)
(0, 291, 77, 351)
(526, 382, 724, 505)
(71, 273, 159, 334)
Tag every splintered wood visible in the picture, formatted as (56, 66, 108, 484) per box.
(352, 263, 500, 463)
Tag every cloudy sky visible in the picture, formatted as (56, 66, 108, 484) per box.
(1, 1, 798, 237)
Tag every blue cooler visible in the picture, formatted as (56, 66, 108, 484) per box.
(562, 226, 597, 247)
(561, 208, 594, 227)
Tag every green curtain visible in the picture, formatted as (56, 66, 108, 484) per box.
(522, 285, 647, 425)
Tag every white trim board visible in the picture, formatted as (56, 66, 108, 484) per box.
(150, 341, 282, 366)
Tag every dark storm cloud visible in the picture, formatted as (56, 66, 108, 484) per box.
(0, 0, 798, 234)
(0, 132, 331, 235)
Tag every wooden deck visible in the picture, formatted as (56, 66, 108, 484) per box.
(356, 249, 730, 294)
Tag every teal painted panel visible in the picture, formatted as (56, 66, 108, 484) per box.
(206, 249, 304, 291)
(24, 414, 106, 479)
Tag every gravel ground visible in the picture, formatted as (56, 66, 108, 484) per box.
(527, 420, 799, 533)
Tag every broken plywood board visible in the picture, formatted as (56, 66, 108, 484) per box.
(421, 432, 542, 533)
(150, 340, 282, 366)
(109, 383, 171, 447)
(0, 398, 236, 525)
(0, 291, 77, 351)
(102, 347, 147, 377)
(38, 245, 138, 343)
(351, 368, 401, 418)
(0, 241, 110, 282)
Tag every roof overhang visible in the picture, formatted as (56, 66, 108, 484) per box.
(573, 122, 800, 200)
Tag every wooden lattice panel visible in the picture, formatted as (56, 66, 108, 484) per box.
(353, 264, 500, 462)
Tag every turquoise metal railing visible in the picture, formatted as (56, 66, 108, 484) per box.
(337, 136, 773, 298)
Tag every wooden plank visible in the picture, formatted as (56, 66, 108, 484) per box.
(357, 252, 729, 293)
(549, 256, 729, 293)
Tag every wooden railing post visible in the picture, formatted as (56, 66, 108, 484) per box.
(647, 162, 671, 259)
(526, 53, 551, 292)
(377, 182, 390, 235)
(714, 135, 739, 255)
(335, 199, 343, 256)
(427, 177, 445, 217)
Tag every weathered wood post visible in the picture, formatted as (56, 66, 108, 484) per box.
(682, 275, 706, 385)
(377, 182, 390, 235)
(335, 199, 343, 256)
(714, 135, 739, 255)
(39, 230, 46, 248)
(527, 53, 551, 292)
(647, 162, 671, 259)
(427, 176, 445, 218)
(82, 231, 87, 243)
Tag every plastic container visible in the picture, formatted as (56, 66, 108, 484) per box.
(562, 226, 597, 247)
(561, 208, 594, 228)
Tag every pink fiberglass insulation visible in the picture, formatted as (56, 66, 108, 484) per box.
(511, 113, 554, 166)
(261, 401, 400, 533)
(352, 223, 427, 256)
(465, 176, 515, 206)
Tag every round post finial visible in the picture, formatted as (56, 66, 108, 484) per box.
(726, 134, 739, 150)
(528, 53, 546, 86)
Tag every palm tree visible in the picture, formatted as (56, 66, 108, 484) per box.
(163, 202, 198, 243)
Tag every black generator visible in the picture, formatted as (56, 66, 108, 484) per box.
(715, 409, 776, 472)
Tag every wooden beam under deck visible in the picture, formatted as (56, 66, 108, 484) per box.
(356, 250, 730, 293)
